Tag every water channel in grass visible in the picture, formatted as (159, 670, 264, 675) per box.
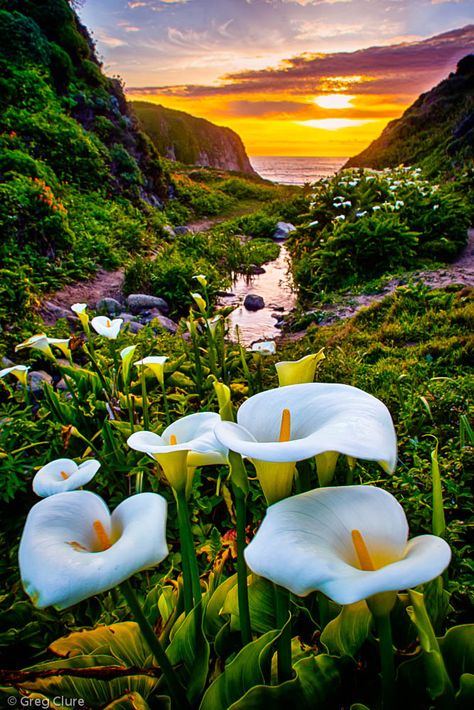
(218, 244, 296, 346)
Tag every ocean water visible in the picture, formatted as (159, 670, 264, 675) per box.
(250, 155, 347, 186)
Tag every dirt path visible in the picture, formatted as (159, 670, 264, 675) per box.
(39, 212, 247, 324)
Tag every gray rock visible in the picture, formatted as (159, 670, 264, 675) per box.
(273, 221, 296, 240)
(244, 294, 265, 311)
(29, 370, 53, 395)
(42, 301, 78, 322)
(154, 314, 179, 334)
(118, 312, 135, 323)
(174, 226, 190, 236)
(1, 356, 14, 368)
(126, 294, 170, 315)
(128, 321, 144, 334)
(163, 225, 176, 238)
(96, 297, 122, 314)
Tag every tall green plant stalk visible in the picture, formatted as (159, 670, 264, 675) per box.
(175, 489, 202, 610)
(140, 365, 150, 430)
(375, 612, 395, 710)
(274, 584, 292, 683)
(119, 579, 190, 709)
(160, 379, 171, 426)
(233, 484, 252, 646)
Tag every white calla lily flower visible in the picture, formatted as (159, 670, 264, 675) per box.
(215, 383, 397, 503)
(127, 412, 228, 493)
(19, 490, 169, 609)
(15, 334, 54, 359)
(71, 303, 89, 331)
(275, 350, 325, 386)
(134, 356, 168, 385)
(47, 337, 71, 359)
(32, 458, 101, 497)
(120, 345, 137, 384)
(244, 486, 451, 606)
(191, 292, 207, 314)
(91, 316, 123, 339)
(0, 364, 29, 387)
(193, 274, 208, 288)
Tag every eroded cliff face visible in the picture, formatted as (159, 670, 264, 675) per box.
(132, 101, 257, 175)
(345, 54, 474, 175)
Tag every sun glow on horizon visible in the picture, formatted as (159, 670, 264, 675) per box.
(296, 118, 373, 131)
(313, 94, 356, 110)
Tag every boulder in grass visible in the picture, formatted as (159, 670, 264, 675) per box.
(96, 297, 122, 315)
(273, 221, 296, 240)
(244, 294, 265, 311)
(126, 294, 170, 315)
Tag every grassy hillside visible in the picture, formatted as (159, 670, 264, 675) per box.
(132, 101, 257, 174)
(0, 0, 172, 338)
(345, 54, 474, 176)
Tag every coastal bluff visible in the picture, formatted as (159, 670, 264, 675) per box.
(132, 101, 257, 175)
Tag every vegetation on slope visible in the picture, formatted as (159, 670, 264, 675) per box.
(345, 55, 474, 176)
(133, 101, 257, 174)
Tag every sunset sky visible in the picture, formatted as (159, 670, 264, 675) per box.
(80, 1, 474, 156)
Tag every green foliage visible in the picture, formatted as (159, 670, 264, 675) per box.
(222, 210, 277, 239)
(288, 167, 470, 297)
(0, 10, 50, 65)
(171, 173, 234, 217)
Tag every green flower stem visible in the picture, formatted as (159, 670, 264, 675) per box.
(376, 612, 395, 710)
(135, 470, 143, 494)
(125, 382, 135, 433)
(176, 489, 202, 610)
(275, 584, 292, 683)
(318, 592, 330, 630)
(295, 460, 313, 494)
(233, 485, 252, 646)
(140, 365, 150, 430)
(160, 379, 171, 426)
(178, 523, 193, 615)
(84, 345, 111, 395)
(119, 579, 190, 710)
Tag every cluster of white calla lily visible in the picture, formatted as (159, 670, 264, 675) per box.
(12, 310, 451, 689)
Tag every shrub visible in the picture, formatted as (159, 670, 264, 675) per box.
(0, 10, 50, 66)
(124, 250, 221, 314)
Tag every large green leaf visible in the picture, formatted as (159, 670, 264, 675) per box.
(455, 674, 474, 710)
(223, 575, 277, 634)
(230, 653, 343, 709)
(438, 624, 474, 685)
(50, 622, 152, 667)
(406, 590, 454, 704)
(166, 604, 210, 705)
(204, 573, 237, 639)
(20, 654, 159, 707)
(199, 628, 280, 710)
(320, 601, 372, 659)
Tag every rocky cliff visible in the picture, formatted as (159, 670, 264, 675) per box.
(132, 101, 257, 175)
(345, 54, 474, 175)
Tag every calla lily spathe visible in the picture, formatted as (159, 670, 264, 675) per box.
(275, 350, 325, 386)
(244, 485, 451, 604)
(71, 303, 89, 331)
(120, 345, 137, 384)
(127, 412, 228, 493)
(0, 364, 29, 386)
(15, 334, 54, 359)
(19, 490, 168, 609)
(91, 316, 123, 339)
(214, 383, 397, 502)
(32, 458, 101, 497)
(134, 356, 168, 385)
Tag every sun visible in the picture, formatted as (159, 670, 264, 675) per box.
(313, 94, 356, 110)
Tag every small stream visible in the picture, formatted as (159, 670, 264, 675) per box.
(219, 245, 296, 346)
